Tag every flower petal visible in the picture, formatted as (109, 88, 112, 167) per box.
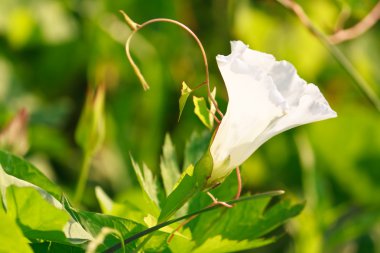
(209, 41, 336, 184)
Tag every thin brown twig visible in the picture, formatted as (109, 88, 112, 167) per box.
(121, 12, 224, 119)
(276, 0, 380, 112)
(234, 167, 242, 200)
(329, 1, 380, 44)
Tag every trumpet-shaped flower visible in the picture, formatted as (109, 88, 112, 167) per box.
(209, 41, 337, 184)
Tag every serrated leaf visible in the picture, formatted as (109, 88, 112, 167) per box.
(105, 191, 285, 252)
(0, 207, 33, 253)
(160, 134, 180, 196)
(158, 151, 213, 222)
(130, 155, 160, 214)
(6, 186, 70, 243)
(193, 96, 213, 130)
(178, 81, 192, 121)
(192, 196, 304, 244)
(0, 150, 62, 199)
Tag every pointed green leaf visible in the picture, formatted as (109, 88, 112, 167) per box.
(105, 191, 285, 252)
(178, 81, 192, 121)
(6, 186, 70, 243)
(95, 186, 114, 213)
(130, 155, 160, 213)
(160, 134, 180, 196)
(0, 150, 62, 199)
(193, 96, 213, 130)
(183, 131, 210, 171)
(158, 151, 213, 222)
(192, 196, 304, 244)
(0, 207, 33, 253)
(71, 208, 169, 252)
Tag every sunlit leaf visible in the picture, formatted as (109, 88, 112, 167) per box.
(5, 186, 69, 243)
(193, 96, 213, 130)
(160, 134, 180, 196)
(158, 151, 213, 222)
(178, 81, 192, 121)
(192, 236, 276, 253)
(0, 207, 33, 253)
(130, 155, 160, 214)
(0, 150, 62, 199)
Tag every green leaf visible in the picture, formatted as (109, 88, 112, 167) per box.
(158, 151, 213, 222)
(71, 208, 169, 252)
(105, 191, 285, 252)
(130, 155, 160, 214)
(193, 96, 213, 130)
(160, 134, 180, 196)
(0, 207, 33, 253)
(192, 236, 276, 253)
(183, 131, 210, 171)
(5, 186, 70, 243)
(0, 150, 62, 200)
(192, 196, 304, 244)
(178, 81, 192, 121)
(30, 242, 84, 253)
(75, 83, 105, 156)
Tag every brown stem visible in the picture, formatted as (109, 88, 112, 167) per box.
(329, 1, 380, 44)
(123, 15, 224, 119)
(276, 0, 380, 111)
(234, 166, 242, 200)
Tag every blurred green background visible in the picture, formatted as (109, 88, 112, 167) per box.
(1, 0, 380, 252)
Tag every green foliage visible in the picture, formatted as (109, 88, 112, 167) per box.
(0, 207, 33, 253)
(158, 150, 213, 222)
(160, 134, 181, 196)
(130, 155, 161, 214)
(0, 150, 62, 199)
(178, 81, 192, 121)
(75, 84, 106, 156)
(5, 186, 69, 243)
(193, 96, 214, 130)
(1, 0, 379, 252)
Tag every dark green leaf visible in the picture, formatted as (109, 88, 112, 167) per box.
(30, 242, 84, 253)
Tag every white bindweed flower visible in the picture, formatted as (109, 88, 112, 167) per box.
(209, 41, 337, 185)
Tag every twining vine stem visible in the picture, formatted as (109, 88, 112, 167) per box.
(121, 11, 224, 119)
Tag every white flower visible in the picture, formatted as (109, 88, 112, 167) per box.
(209, 41, 337, 184)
